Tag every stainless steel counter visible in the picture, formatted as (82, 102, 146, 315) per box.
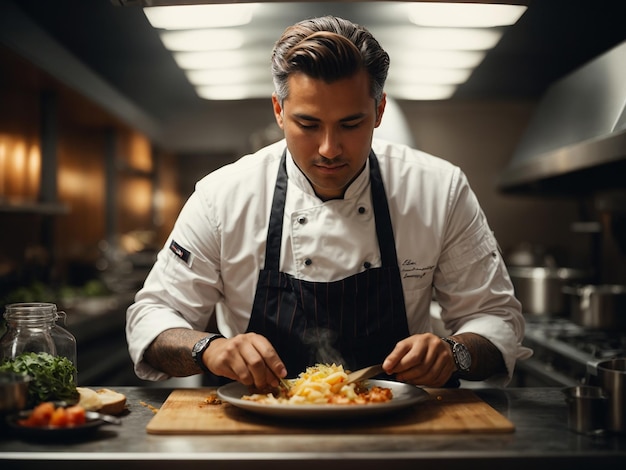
(1, 387, 625, 469)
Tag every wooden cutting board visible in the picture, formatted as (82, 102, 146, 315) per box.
(146, 387, 515, 435)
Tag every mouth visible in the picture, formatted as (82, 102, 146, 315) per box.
(315, 163, 347, 174)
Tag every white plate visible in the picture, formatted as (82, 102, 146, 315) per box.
(217, 379, 430, 419)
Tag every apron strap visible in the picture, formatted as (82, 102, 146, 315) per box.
(367, 150, 400, 267)
(263, 150, 288, 271)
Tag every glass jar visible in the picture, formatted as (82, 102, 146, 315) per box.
(0, 302, 77, 371)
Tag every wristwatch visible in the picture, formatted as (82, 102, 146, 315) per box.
(441, 337, 471, 372)
(191, 333, 224, 374)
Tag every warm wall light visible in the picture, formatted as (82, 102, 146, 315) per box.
(408, 3, 527, 28)
(143, 3, 258, 30)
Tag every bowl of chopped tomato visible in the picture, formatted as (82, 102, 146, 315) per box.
(6, 401, 121, 439)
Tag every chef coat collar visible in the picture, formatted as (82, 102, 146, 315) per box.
(285, 148, 371, 201)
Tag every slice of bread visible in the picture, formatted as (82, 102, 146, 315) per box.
(77, 387, 126, 415)
(95, 388, 127, 415)
(77, 386, 103, 411)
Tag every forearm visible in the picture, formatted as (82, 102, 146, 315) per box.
(450, 332, 506, 381)
(144, 328, 211, 377)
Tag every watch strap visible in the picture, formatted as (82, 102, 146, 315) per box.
(192, 334, 224, 374)
(441, 336, 471, 372)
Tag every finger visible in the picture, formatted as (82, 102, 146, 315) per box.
(210, 334, 264, 386)
(242, 333, 287, 389)
(382, 339, 413, 372)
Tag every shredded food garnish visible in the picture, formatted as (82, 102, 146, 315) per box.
(242, 363, 392, 405)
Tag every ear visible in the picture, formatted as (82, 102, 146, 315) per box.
(272, 93, 285, 129)
(374, 93, 387, 128)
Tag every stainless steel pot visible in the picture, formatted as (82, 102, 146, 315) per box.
(594, 358, 626, 433)
(507, 266, 590, 316)
(562, 385, 608, 435)
(563, 284, 626, 329)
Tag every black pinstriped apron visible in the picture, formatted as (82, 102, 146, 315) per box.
(246, 150, 410, 375)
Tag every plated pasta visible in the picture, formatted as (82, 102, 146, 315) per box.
(242, 363, 393, 405)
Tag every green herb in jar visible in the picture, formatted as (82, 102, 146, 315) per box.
(0, 352, 78, 406)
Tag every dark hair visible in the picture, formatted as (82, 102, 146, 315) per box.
(271, 16, 389, 105)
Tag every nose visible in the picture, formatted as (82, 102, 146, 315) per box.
(318, 128, 341, 160)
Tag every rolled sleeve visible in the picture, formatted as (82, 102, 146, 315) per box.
(434, 172, 532, 385)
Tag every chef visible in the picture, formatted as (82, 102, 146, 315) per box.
(125, 16, 531, 390)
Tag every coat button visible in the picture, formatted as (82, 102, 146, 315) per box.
(297, 216, 307, 224)
(363, 261, 371, 269)
(358, 206, 366, 214)
(304, 258, 312, 266)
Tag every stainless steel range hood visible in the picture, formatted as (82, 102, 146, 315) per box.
(498, 41, 626, 195)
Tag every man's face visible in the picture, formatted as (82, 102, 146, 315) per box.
(272, 69, 386, 201)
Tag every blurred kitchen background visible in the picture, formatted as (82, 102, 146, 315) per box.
(0, 0, 625, 387)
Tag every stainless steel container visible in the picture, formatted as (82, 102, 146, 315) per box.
(563, 284, 626, 329)
(597, 358, 626, 433)
(0, 372, 31, 415)
(508, 266, 590, 316)
(563, 385, 608, 434)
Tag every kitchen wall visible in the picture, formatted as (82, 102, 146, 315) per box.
(0, 45, 182, 300)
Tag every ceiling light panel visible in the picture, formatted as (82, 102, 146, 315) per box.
(391, 50, 486, 69)
(143, 4, 259, 29)
(173, 49, 271, 70)
(186, 67, 270, 86)
(387, 67, 473, 86)
(196, 83, 275, 101)
(407, 3, 527, 28)
(160, 29, 246, 51)
(376, 26, 503, 51)
(386, 84, 457, 101)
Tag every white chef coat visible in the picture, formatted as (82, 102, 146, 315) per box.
(126, 138, 532, 383)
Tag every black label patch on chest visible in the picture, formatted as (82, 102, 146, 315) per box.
(169, 239, 191, 265)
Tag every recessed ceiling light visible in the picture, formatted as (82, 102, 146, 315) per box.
(391, 50, 486, 69)
(388, 67, 473, 86)
(407, 3, 527, 28)
(159, 29, 245, 51)
(143, 4, 259, 30)
(195, 83, 274, 101)
(388, 27, 503, 51)
(186, 67, 270, 86)
(173, 49, 270, 70)
(387, 84, 457, 100)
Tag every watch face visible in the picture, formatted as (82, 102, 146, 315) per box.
(454, 344, 472, 371)
(192, 336, 211, 356)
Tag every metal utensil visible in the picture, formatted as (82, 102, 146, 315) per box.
(85, 411, 122, 425)
(346, 364, 385, 384)
(270, 369, 291, 391)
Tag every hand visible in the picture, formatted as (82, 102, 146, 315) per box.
(204, 332, 287, 389)
(382, 332, 456, 387)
